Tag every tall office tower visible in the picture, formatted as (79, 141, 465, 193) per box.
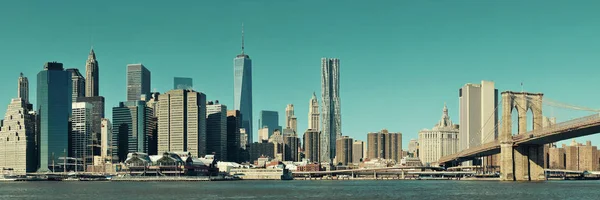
(233, 24, 253, 143)
(352, 140, 365, 164)
(303, 129, 320, 163)
(459, 80, 497, 166)
(71, 102, 93, 167)
(336, 136, 353, 166)
(367, 129, 403, 162)
(320, 58, 341, 163)
(37, 62, 72, 172)
(100, 118, 112, 162)
(157, 90, 207, 157)
(127, 64, 151, 101)
(308, 92, 319, 131)
(284, 135, 299, 162)
(418, 104, 460, 165)
(85, 48, 99, 97)
(18, 73, 29, 104)
(0, 98, 37, 174)
(66, 68, 86, 102)
(259, 110, 281, 137)
(408, 139, 419, 157)
(112, 101, 152, 162)
(173, 77, 193, 90)
(76, 96, 105, 157)
(227, 110, 242, 162)
(206, 101, 227, 161)
(145, 92, 160, 155)
(285, 104, 297, 133)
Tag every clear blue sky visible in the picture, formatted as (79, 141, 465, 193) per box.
(2, 0, 600, 148)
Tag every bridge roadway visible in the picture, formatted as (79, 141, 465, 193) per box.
(439, 113, 600, 164)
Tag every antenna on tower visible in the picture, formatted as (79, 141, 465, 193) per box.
(241, 23, 245, 54)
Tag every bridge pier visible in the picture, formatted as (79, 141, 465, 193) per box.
(500, 143, 545, 181)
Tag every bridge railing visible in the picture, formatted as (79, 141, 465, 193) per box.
(514, 113, 600, 140)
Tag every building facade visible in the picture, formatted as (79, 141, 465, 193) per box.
(76, 96, 105, 158)
(308, 92, 319, 131)
(303, 130, 320, 163)
(101, 118, 112, 162)
(352, 140, 365, 164)
(173, 77, 193, 90)
(233, 26, 253, 143)
(85, 48, 99, 97)
(320, 58, 341, 163)
(258, 110, 281, 138)
(285, 104, 297, 133)
(66, 68, 86, 102)
(37, 62, 72, 172)
(112, 101, 152, 162)
(336, 136, 353, 166)
(126, 64, 151, 101)
(157, 90, 207, 158)
(367, 129, 403, 162)
(227, 110, 242, 162)
(418, 104, 459, 165)
(408, 139, 419, 157)
(459, 81, 497, 166)
(284, 135, 300, 162)
(206, 101, 227, 161)
(18, 73, 29, 104)
(71, 102, 93, 166)
(0, 98, 37, 174)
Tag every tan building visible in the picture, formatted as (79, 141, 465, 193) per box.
(367, 129, 402, 162)
(258, 127, 269, 142)
(285, 104, 297, 133)
(408, 139, 418, 157)
(308, 93, 319, 131)
(548, 146, 566, 169)
(418, 104, 459, 165)
(336, 136, 353, 166)
(157, 89, 207, 157)
(352, 140, 365, 164)
(303, 130, 320, 163)
(0, 98, 36, 174)
(565, 140, 599, 171)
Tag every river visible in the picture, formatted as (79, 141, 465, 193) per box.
(0, 180, 598, 199)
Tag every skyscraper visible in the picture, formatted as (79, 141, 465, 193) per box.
(233, 24, 253, 143)
(227, 110, 242, 163)
(367, 129, 402, 162)
(66, 68, 86, 102)
(37, 62, 72, 172)
(18, 73, 29, 104)
(127, 64, 151, 101)
(173, 77, 193, 90)
(157, 90, 207, 158)
(0, 98, 37, 174)
(259, 110, 281, 137)
(85, 48, 99, 97)
(285, 104, 297, 133)
(76, 96, 105, 158)
(112, 101, 152, 162)
(459, 80, 497, 166)
(101, 118, 112, 161)
(308, 92, 319, 131)
(320, 58, 341, 163)
(303, 130, 320, 163)
(206, 101, 227, 161)
(336, 136, 353, 166)
(71, 102, 93, 166)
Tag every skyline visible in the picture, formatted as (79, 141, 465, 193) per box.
(3, 1, 600, 147)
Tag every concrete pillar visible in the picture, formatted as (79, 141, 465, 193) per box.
(500, 143, 515, 181)
(401, 170, 405, 179)
(514, 145, 529, 181)
(528, 145, 545, 181)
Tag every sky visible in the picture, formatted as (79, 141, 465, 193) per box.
(2, 0, 600, 148)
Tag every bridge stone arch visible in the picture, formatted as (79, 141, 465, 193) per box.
(501, 92, 543, 141)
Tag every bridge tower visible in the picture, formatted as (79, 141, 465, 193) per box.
(500, 91, 544, 181)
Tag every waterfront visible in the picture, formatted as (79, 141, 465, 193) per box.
(0, 180, 599, 199)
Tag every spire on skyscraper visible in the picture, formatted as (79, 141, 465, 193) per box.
(241, 23, 245, 55)
(88, 47, 96, 60)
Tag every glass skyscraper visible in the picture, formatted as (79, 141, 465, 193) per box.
(234, 25, 253, 143)
(173, 77, 193, 90)
(259, 110, 281, 138)
(37, 62, 72, 172)
(127, 64, 151, 102)
(112, 101, 152, 162)
(320, 58, 341, 163)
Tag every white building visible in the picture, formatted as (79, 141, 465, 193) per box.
(72, 102, 93, 165)
(240, 128, 248, 149)
(100, 118, 112, 161)
(418, 104, 459, 166)
(258, 127, 269, 142)
(459, 80, 497, 166)
(0, 98, 36, 174)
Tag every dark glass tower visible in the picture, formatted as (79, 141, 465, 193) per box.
(37, 62, 72, 172)
(127, 64, 151, 101)
(234, 24, 253, 143)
